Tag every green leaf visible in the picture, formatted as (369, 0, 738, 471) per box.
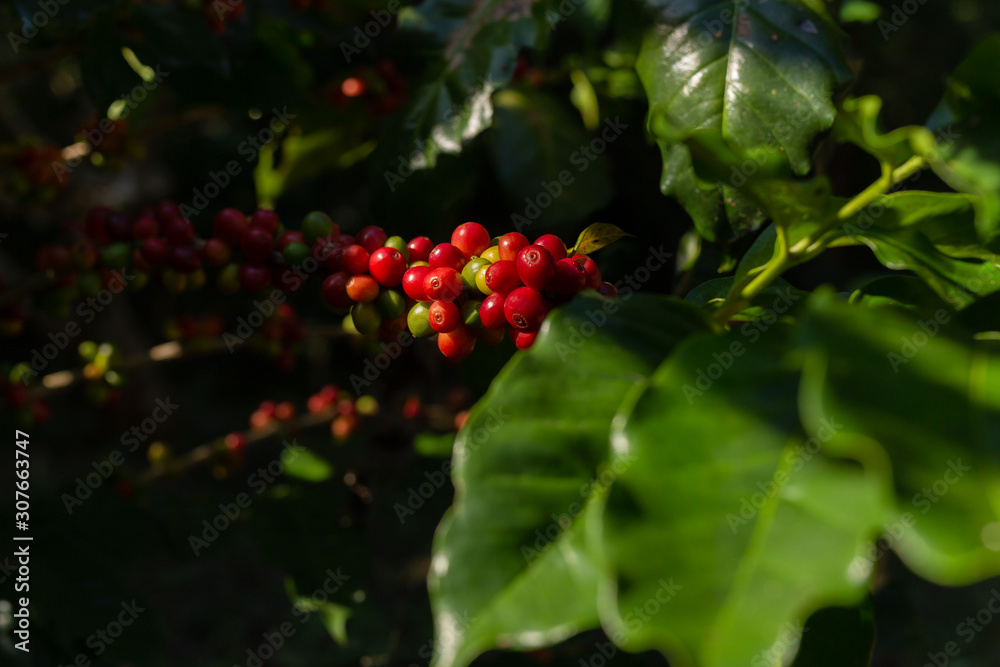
(429, 294, 709, 667)
(281, 447, 333, 482)
(571, 223, 633, 255)
(383, 0, 552, 171)
(598, 325, 890, 667)
(490, 89, 613, 229)
(797, 294, 1000, 584)
(637, 0, 851, 236)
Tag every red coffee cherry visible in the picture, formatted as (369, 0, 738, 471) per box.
(429, 243, 467, 271)
(429, 300, 460, 333)
(498, 232, 529, 262)
(534, 234, 567, 260)
(131, 216, 159, 240)
(356, 225, 388, 253)
(214, 208, 248, 244)
(516, 245, 555, 291)
(438, 325, 476, 360)
(479, 292, 507, 329)
(322, 272, 352, 309)
(140, 238, 170, 265)
(163, 217, 195, 245)
(346, 274, 380, 302)
(512, 330, 538, 350)
(451, 222, 491, 258)
(238, 263, 272, 292)
(369, 247, 408, 287)
(340, 244, 371, 275)
(241, 226, 275, 262)
(552, 257, 587, 294)
(155, 200, 182, 225)
(484, 260, 521, 295)
(407, 236, 434, 263)
(402, 265, 431, 301)
(422, 267, 463, 301)
(202, 238, 232, 266)
(250, 209, 281, 235)
(168, 245, 201, 273)
(504, 286, 549, 332)
(572, 254, 602, 289)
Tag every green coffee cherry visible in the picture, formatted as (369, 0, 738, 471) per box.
(351, 302, 382, 335)
(407, 302, 434, 338)
(376, 288, 407, 319)
(462, 257, 491, 291)
(384, 235, 409, 261)
(302, 211, 334, 243)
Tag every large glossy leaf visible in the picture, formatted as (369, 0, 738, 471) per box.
(429, 294, 708, 667)
(797, 294, 1000, 584)
(383, 0, 552, 170)
(597, 325, 890, 667)
(637, 0, 851, 236)
(490, 90, 613, 229)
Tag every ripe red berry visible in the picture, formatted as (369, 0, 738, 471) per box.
(479, 292, 507, 329)
(498, 232, 530, 262)
(534, 234, 567, 260)
(85, 206, 111, 244)
(402, 265, 431, 301)
(356, 225, 388, 253)
(322, 272, 352, 309)
(346, 274, 380, 302)
(504, 287, 549, 332)
(241, 226, 275, 262)
(512, 330, 538, 350)
(484, 260, 521, 295)
(163, 217, 196, 245)
(131, 216, 159, 240)
(168, 245, 201, 273)
(214, 208, 248, 244)
(250, 209, 281, 235)
(429, 300, 460, 333)
(202, 238, 232, 266)
(140, 238, 170, 265)
(552, 257, 587, 294)
(238, 263, 272, 292)
(224, 431, 247, 454)
(369, 247, 408, 287)
(340, 244, 371, 275)
(451, 222, 491, 258)
(429, 243, 467, 271)
(438, 325, 476, 360)
(422, 267, 463, 301)
(572, 254, 602, 289)
(407, 236, 434, 263)
(516, 245, 556, 290)
(155, 200, 182, 225)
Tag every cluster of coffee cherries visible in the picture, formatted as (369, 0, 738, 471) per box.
(4, 141, 67, 201)
(322, 221, 616, 360)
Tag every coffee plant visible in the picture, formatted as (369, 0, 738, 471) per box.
(2, 0, 1000, 666)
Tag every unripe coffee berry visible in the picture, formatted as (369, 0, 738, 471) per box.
(302, 211, 335, 243)
(369, 247, 408, 287)
(504, 287, 548, 332)
(462, 257, 491, 291)
(384, 235, 409, 260)
(423, 267, 463, 301)
(376, 288, 407, 319)
(351, 301, 382, 335)
(451, 222, 491, 258)
(402, 266, 431, 301)
(481, 246, 500, 263)
(282, 242, 311, 266)
(407, 302, 434, 338)
(346, 274, 380, 302)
